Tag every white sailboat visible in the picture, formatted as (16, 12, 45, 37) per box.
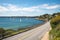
(20, 18, 21, 22)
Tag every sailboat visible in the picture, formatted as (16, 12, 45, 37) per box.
(20, 18, 21, 22)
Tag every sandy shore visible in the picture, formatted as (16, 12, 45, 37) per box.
(41, 32, 49, 40)
(41, 25, 51, 40)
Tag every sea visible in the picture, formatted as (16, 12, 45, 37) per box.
(0, 17, 44, 30)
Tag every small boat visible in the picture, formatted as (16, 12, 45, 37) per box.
(20, 18, 21, 22)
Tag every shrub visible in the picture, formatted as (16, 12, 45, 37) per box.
(50, 15, 60, 40)
(50, 15, 60, 28)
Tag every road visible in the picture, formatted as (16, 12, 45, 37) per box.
(3, 21, 51, 40)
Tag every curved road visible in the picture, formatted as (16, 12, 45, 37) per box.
(3, 21, 51, 40)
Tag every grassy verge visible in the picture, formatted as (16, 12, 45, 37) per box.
(49, 15, 60, 40)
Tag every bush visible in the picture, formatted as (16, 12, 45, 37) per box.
(50, 15, 60, 40)
(50, 15, 60, 28)
(0, 28, 5, 39)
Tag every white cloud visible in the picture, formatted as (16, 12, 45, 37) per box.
(0, 4, 41, 12)
(0, 4, 60, 12)
(0, 6, 8, 11)
(46, 5, 59, 9)
(40, 4, 60, 9)
(0, 4, 60, 16)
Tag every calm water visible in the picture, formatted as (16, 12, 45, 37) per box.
(0, 17, 44, 30)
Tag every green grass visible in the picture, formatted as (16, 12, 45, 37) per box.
(50, 15, 60, 40)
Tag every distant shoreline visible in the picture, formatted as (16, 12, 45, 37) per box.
(0, 16, 40, 18)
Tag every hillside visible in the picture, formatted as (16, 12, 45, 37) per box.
(49, 13, 60, 40)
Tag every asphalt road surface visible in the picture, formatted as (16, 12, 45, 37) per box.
(3, 21, 51, 40)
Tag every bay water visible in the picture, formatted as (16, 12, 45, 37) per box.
(0, 17, 44, 30)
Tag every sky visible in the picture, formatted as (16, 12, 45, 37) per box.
(0, 0, 60, 16)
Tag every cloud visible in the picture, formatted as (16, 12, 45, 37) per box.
(0, 4, 60, 16)
(0, 4, 42, 12)
(0, 4, 60, 12)
(0, 4, 39, 12)
(41, 4, 60, 9)
(0, 6, 8, 11)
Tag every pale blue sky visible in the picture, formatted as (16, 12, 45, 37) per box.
(0, 0, 60, 16)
